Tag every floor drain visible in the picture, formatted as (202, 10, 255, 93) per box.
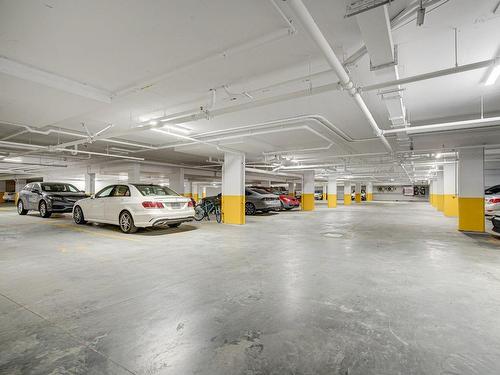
(323, 232, 344, 238)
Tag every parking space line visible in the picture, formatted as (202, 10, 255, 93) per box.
(50, 223, 140, 242)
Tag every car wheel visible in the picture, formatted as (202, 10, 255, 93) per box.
(168, 223, 180, 228)
(119, 211, 137, 233)
(285, 207, 292, 210)
(17, 200, 28, 215)
(39, 200, 52, 218)
(73, 206, 87, 225)
(245, 202, 256, 215)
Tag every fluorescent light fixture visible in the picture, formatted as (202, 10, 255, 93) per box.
(3, 157, 22, 162)
(485, 65, 500, 86)
(151, 126, 191, 135)
(149, 120, 159, 126)
(435, 153, 442, 158)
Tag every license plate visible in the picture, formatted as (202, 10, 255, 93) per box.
(169, 202, 182, 209)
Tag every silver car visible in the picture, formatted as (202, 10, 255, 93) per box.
(245, 188, 281, 215)
(485, 184, 500, 216)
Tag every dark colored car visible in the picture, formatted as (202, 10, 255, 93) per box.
(251, 186, 300, 210)
(17, 182, 87, 218)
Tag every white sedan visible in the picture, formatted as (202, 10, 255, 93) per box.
(73, 184, 195, 233)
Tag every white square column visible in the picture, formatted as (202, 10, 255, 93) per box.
(327, 176, 337, 208)
(222, 152, 245, 224)
(302, 170, 315, 211)
(85, 173, 96, 194)
(458, 147, 484, 232)
(443, 162, 458, 217)
(169, 168, 185, 195)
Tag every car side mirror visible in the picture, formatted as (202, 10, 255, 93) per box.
(32, 189, 40, 194)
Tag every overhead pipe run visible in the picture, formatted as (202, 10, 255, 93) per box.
(287, 0, 392, 152)
(382, 116, 500, 135)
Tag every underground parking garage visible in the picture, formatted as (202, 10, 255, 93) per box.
(1, 0, 500, 373)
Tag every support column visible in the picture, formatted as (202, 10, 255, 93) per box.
(322, 183, 327, 201)
(222, 152, 245, 224)
(458, 147, 484, 232)
(301, 170, 315, 211)
(344, 181, 352, 205)
(0, 180, 5, 203)
(202, 186, 206, 198)
(184, 180, 192, 198)
(169, 168, 185, 195)
(443, 162, 458, 217)
(354, 183, 362, 203)
(429, 180, 434, 207)
(14, 179, 26, 205)
(327, 177, 337, 208)
(288, 182, 296, 197)
(436, 169, 444, 212)
(192, 183, 199, 202)
(85, 172, 96, 195)
(366, 182, 373, 201)
(128, 163, 141, 183)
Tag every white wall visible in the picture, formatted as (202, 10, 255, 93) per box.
(372, 185, 429, 202)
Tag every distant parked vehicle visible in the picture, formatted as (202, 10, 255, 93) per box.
(491, 215, 500, 232)
(314, 191, 323, 200)
(250, 186, 300, 210)
(17, 182, 87, 217)
(2, 192, 16, 202)
(485, 185, 500, 216)
(73, 184, 195, 233)
(245, 188, 281, 215)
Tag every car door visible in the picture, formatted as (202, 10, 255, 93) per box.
(104, 185, 130, 223)
(29, 183, 42, 210)
(88, 185, 115, 221)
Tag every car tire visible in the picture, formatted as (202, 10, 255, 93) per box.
(168, 223, 180, 228)
(285, 207, 292, 210)
(73, 206, 87, 225)
(39, 200, 52, 218)
(17, 200, 28, 215)
(119, 211, 138, 233)
(245, 202, 256, 215)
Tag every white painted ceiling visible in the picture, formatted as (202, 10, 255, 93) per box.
(1, 0, 500, 182)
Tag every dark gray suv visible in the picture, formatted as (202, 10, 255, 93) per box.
(17, 182, 87, 218)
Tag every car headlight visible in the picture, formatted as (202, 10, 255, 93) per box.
(48, 196, 64, 201)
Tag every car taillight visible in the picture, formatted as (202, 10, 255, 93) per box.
(142, 201, 164, 208)
(188, 200, 194, 207)
(489, 198, 500, 204)
(282, 197, 290, 202)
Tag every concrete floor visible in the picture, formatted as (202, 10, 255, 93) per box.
(1, 202, 500, 374)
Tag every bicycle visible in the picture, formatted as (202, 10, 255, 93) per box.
(194, 199, 222, 223)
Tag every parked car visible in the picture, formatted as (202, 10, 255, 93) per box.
(350, 191, 367, 201)
(244, 188, 281, 215)
(250, 186, 300, 210)
(2, 192, 16, 202)
(492, 215, 500, 232)
(485, 184, 500, 216)
(17, 182, 87, 218)
(73, 184, 195, 233)
(314, 190, 323, 200)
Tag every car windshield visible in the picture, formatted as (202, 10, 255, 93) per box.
(134, 184, 179, 196)
(41, 183, 79, 193)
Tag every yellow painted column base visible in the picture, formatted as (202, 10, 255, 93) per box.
(193, 193, 199, 202)
(366, 193, 373, 201)
(355, 193, 361, 203)
(222, 195, 245, 225)
(327, 194, 337, 208)
(458, 197, 484, 232)
(436, 194, 444, 212)
(202, 192, 206, 198)
(301, 193, 315, 211)
(322, 193, 327, 201)
(14, 192, 19, 206)
(344, 194, 352, 205)
(183, 193, 192, 198)
(430, 194, 434, 207)
(0, 192, 4, 204)
(443, 194, 458, 217)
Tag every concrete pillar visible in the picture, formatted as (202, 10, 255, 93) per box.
(0, 180, 5, 203)
(435, 169, 444, 212)
(354, 183, 362, 203)
(366, 182, 373, 201)
(184, 180, 192, 198)
(192, 183, 199, 202)
(327, 177, 337, 208)
(222, 152, 245, 224)
(202, 186, 207, 198)
(443, 162, 458, 217)
(169, 168, 185, 195)
(301, 170, 315, 211)
(14, 179, 26, 205)
(344, 181, 352, 205)
(85, 173, 96, 195)
(322, 183, 327, 200)
(429, 180, 434, 206)
(287, 182, 295, 197)
(128, 163, 141, 183)
(458, 147, 484, 232)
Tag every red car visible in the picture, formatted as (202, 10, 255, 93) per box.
(250, 186, 300, 210)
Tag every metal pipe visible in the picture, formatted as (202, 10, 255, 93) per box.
(287, 0, 392, 152)
(382, 116, 500, 135)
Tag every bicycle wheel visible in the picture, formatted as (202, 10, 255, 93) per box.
(215, 205, 222, 223)
(194, 204, 205, 221)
